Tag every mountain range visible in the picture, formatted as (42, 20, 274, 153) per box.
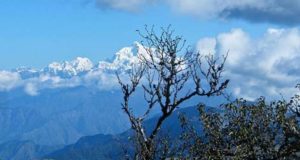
(44, 106, 222, 160)
(0, 42, 224, 160)
(0, 42, 146, 144)
(0, 42, 149, 159)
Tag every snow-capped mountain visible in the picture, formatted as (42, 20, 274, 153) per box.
(44, 57, 94, 77)
(0, 42, 148, 148)
(13, 67, 39, 79)
(0, 42, 224, 160)
(0, 42, 144, 95)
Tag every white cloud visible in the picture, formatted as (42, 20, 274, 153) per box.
(0, 71, 21, 91)
(83, 70, 120, 90)
(0, 43, 141, 95)
(166, 0, 225, 19)
(167, 0, 300, 25)
(0, 32, 299, 100)
(196, 38, 216, 56)
(94, 0, 300, 25)
(197, 28, 300, 99)
(217, 29, 252, 66)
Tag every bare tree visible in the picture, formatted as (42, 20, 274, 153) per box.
(117, 26, 229, 159)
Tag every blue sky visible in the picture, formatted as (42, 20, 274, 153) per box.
(0, 0, 278, 69)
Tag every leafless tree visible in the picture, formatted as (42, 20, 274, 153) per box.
(117, 26, 229, 159)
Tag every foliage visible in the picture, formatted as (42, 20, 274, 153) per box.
(179, 94, 300, 159)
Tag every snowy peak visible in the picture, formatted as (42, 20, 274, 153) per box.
(112, 46, 137, 69)
(43, 42, 144, 75)
(15, 67, 38, 73)
(48, 62, 63, 72)
(97, 42, 143, 71)
(45, 57, 94, 77)
(14, 67, 39, 79)
(14, 42, 145, 78)
(0, 42, 149, 94)
(114, 47, 134, 63)
(71, 57, 94, 72)
(132, 41, 147, 55)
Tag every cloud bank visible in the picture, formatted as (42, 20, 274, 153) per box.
(0, 69, 123, 96)
(0, 71, 21, 91)
(197, 28, 300, 99)
(0, 32, 299, 100)
(94, 0, 300, 25)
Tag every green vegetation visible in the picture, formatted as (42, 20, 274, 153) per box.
(179, 95, 300, 159)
